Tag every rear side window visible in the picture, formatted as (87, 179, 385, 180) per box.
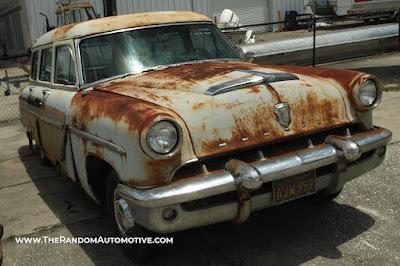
(55, 45, 76, 85)
(39, 48, 52, 82)
(31, 52, 39, 80)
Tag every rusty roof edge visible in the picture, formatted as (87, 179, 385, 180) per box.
(34, 11, 212, 47)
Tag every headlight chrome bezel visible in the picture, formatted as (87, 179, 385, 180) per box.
(353, 79, 382, 111)
(140, 117, 183, 159)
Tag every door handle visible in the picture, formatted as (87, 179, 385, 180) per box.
(27, 95, 43, 107)
(33, 98, 43, 107)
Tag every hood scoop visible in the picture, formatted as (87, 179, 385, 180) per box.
(205, 70, 299, 96)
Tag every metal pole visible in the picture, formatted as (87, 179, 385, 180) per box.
(4, 69, 10, 96)
(313, 16, 317, 67)
(398, 10, 400, 52)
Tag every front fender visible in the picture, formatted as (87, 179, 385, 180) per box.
(70, 90, 196, 188)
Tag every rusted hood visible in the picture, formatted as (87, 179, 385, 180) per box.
(94, 61, 359, 158)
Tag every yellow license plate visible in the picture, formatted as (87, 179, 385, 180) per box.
(273, 171, 316, 204)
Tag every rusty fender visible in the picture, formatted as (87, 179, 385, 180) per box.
(70, 90, 196, 187)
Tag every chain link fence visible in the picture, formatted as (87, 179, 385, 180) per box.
(0, 57, 30, 122)
(226, 13, 400, 66)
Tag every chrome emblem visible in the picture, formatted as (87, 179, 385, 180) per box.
(274, 103, 291, 130)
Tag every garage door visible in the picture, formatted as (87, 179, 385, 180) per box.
(211, 0, 270, 26)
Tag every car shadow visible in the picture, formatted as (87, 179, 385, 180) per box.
(18, 145, 375, 266)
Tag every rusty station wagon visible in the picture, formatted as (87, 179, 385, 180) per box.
(20, 11, 391, 261)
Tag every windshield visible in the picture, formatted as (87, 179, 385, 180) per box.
(79, 23, 241, 83)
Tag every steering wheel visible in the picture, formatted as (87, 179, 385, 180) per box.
(173, 48, 212, 63)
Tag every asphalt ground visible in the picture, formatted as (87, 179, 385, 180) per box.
(1, 52, 400, 266)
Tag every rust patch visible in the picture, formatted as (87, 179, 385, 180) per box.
(71, 90, 186, 187)
(201, 103, 282, 157)
(249, 87, 260, 94)
(148, 61, 256, 84)
(193, 102, 206, 111)
(36, 11, 212, 46)
(71, 90, 170, 134)
(94, 61, 259, 95)
(54, 23, 76, 40)
(266, 65, 370, 106)
(266, 65, 364, 90)
(133, 154, 184, 187)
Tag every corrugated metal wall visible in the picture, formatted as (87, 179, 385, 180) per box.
(0, 0, 29, 56)
(116, 0, 212, 18)
(24, 0, 104, 45)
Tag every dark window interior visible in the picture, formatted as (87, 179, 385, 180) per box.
(55, 45, 76, 85)
(39, 48, 52, 82)
(31, 51, 38, 80)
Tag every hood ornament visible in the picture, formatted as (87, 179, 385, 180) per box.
(274, 103, 291, 131)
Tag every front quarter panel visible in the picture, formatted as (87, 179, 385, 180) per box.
(70, 90, 196, 191)
(268, 65, 378, 129)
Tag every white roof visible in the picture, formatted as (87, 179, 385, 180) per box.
(34, 11, 211, 47)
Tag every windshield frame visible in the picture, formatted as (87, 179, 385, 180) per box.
(75, 22, 242, 89)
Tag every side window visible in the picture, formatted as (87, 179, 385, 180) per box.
(55, 45, 76, 85)
(39, 48, 52, 82)
(31, 51, 39, 80)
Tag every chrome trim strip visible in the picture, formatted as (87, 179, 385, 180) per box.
(205, 70, 299, 96)
(117, 128, 391, 208)
(69, 127, 126, 155)
(351, 128, 392, 153)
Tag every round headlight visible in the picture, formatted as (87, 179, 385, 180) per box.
(358, 80, 378, 107)
(147, 120, 179, 155)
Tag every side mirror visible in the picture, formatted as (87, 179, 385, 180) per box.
(243, 52, 255, 63)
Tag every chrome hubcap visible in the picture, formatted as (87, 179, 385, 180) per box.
(114, 197, 134, 235)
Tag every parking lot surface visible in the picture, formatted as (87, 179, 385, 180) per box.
(1, 53, 400, 265)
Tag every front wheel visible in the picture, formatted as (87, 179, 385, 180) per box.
(0, 224, 3, 265)
(106, 171, 153, 263)
(38, 148, 52, 166)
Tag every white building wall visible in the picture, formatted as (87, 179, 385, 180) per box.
(116, 0, 212, 18)
(211, 0, 270, 25)
(211, 0, 305, 25)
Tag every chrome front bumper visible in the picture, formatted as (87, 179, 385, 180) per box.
(116, 127, 392, 233)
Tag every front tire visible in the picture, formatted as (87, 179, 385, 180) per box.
(38, 148, 52, 167)
(106, 171, 153, 263)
